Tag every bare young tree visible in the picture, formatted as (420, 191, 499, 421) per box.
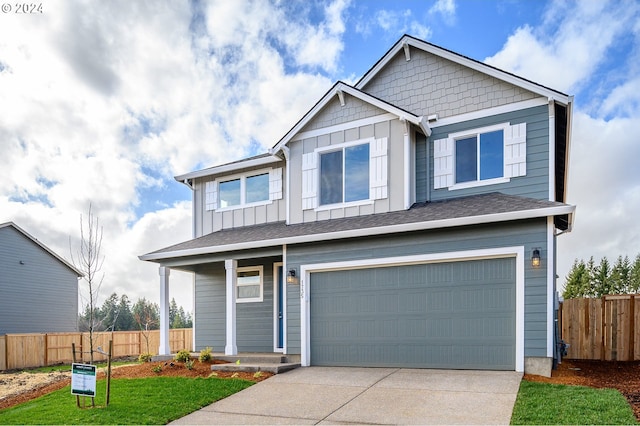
(71, 204, 105, 364)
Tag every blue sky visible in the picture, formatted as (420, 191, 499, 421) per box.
(0, 0, 638, 311)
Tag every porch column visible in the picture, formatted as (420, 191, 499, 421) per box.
(158, 266, 171, 355)
(225, 259, 238, 355)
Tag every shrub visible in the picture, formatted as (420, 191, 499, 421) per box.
(138, 353, 153, 363)
(185, 359, 194, 370)
(152, 365, 162, 374)
(174, 349, 191, 362)
(199, 347, 213, 362)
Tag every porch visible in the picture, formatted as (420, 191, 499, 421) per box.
(153, 352, 301, 374)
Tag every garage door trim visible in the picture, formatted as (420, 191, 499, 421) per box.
(300, 246, 525, 372)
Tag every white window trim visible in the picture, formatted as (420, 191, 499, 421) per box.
(236, 265, 263, 303)
(214, 167, 275, 212)
(314, 137, 375, 210)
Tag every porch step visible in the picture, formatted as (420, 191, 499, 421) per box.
(210, 362, 300, 374)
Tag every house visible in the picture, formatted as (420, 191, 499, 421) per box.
(140, 35, 575, 376)
(0, 222, 83, 334)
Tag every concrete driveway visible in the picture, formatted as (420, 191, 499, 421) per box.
(171, 367, 522, 425)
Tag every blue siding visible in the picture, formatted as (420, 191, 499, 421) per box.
(0, 226, 79, 334)
(193, 260, 276, 352)
(287, 219, 549, 358)
(416, 105, 550, 202)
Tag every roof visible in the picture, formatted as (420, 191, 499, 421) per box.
(0, 222, 84, 276)
(174, 153, 281, 182)
(140, 193, 575, 262)
(356, 35, 571, 104)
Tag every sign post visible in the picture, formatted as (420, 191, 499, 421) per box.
(71, 363, 97, 398)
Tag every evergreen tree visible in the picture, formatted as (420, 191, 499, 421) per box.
(631, 254, 640, 293)
(610, 256, 631, 294)
(563, 259, 589, 299)
(593, 257, 612, 296)
(101, 292, 120, 331)
(116, 294, 134, 331)
(169, 298, 179, 328)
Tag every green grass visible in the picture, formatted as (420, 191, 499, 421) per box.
(0, 376, 253, 425)
(511, 380, 638, 425)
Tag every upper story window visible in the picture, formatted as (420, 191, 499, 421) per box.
(320, 143, 370, 205)
(455, 129, 504, 184)
(301, 137, 388, 210)
(205, 168, 282, 211)
(434, 122, 527, 190)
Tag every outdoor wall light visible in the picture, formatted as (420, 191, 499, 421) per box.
(532, 248, 541, 268)
(287, 268, 299, 285)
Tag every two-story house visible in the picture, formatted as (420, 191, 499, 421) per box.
(140, 35, 575, 377)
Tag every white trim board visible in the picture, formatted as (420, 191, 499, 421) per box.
(300, 246, 526, 372)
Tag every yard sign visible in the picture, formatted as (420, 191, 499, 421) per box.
(71, 363, 97, 397)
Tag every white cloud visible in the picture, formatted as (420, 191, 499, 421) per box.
(356, 8, 432, 41)
(429, 0, 456, 25)
(484, 0, 640, 285)
(0, 0, 349, 312)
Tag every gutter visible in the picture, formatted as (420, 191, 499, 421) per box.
(139, 204, 575, 262)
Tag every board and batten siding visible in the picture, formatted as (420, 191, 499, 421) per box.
(416, 105, 550, 202)
(192, 161, 286, 238)
(193, 260, 276, 352)
(289, 118, 406, 225)
(286, 219, 548, 357)
(0, 226, 78, 334)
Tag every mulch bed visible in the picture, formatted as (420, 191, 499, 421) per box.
(0, 359, 271, 410)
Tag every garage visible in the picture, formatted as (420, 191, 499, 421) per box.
(309, 257, 516, 370)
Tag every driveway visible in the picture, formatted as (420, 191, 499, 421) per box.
(171, 367, 522, 425)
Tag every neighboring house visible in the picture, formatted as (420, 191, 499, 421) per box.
(141, 35, 575, 376)
(0, 222, 82, 334)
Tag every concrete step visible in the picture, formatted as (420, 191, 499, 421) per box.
(210, 362, 300, 375)
(215, 353, 300, 364)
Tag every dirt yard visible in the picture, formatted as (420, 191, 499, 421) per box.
(0, 359, 271, 410)
(2, 358, 640, 420)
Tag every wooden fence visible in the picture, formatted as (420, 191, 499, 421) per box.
(0, 328, 192, 370)
(561, 295, 640, 361)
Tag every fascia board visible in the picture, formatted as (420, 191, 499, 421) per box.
(2, 222, 84, 277)
(139, 204, 576, 262)
(174, 155, 282, 182)
(356, 36, 571, 105)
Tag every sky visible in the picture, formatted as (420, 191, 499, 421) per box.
(1, 0, 638, 313)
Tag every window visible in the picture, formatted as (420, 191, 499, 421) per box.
(433, 122, 526, 190)
(236, 266, 263, 303)
(205, 168, 282, 211)
(319, 143, 370, 205)
(455, 130, 504, 184)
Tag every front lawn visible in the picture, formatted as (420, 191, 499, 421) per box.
(0, 376, 252, 425)
(511, 380, 638, 425)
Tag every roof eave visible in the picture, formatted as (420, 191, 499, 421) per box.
(139, 204, 575, 263)
(174, 155, 283, 182)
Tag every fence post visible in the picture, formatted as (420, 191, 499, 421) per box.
(44, 333, 48, 367)
(629, 295, 635, 361)
(601, 295, 606, 361)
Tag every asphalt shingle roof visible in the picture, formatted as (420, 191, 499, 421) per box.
(141, 193, 572, 261)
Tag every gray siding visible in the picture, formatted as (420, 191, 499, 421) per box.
(193, 161, 286, 237)
(362, 49, 538, 119)
(289, 118, 407, 224)
(193, 259, 276, 352)
(287, 219, 548, 357)
(0, 226, 78, 334)
(300, 95, 387, 132)
(416, 105, 550, 202)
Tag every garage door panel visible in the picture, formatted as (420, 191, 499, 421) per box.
(310, 258, 516, 370)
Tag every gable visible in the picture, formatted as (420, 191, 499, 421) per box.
(361, 48, 539, 120)
(299, 95, 388, 134)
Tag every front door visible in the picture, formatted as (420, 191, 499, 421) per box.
(275, 265, 284, 351)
